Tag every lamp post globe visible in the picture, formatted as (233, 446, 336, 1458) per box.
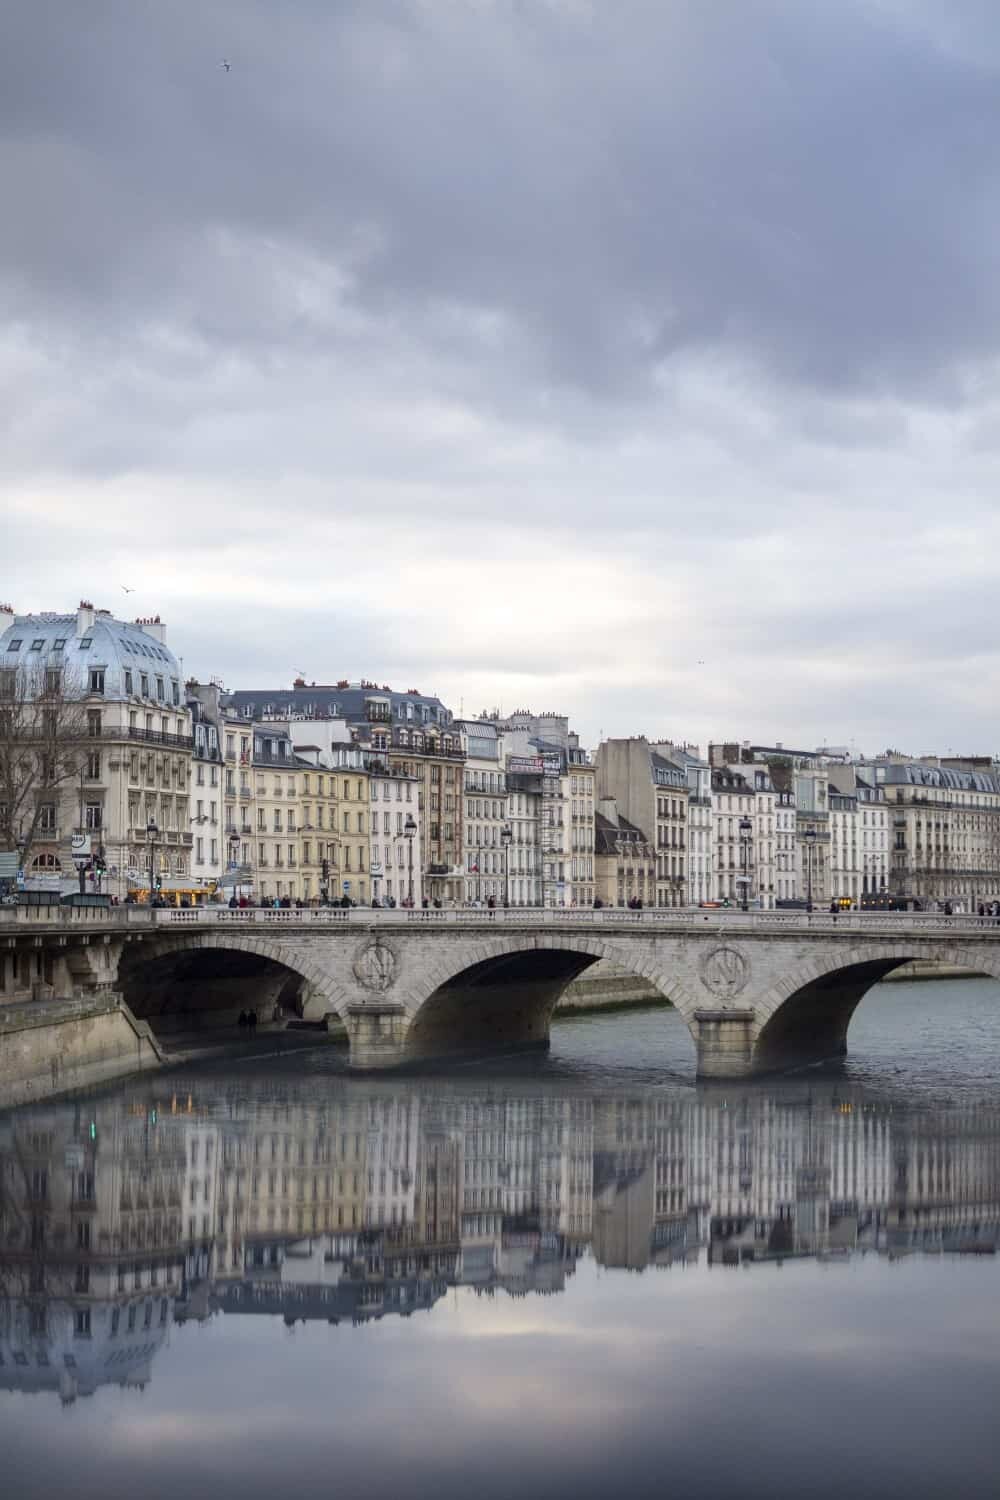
(146, 819, 160, 905)
(738, 816, 753, 912)
(805, 827, 818, 912)
(403, 813, 417, 906)
(500, 823, 513, 908)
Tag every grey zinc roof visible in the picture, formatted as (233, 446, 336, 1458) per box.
(0, 610, 183, 703)
(227, 684, 454, 726)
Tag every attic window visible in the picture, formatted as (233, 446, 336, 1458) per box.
(53, 638, 66, 650)
(29, 639, 44, 651)
(79, 637, 92, 650)
(6, 638, 21, 651)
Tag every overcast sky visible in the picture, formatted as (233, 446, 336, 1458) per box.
(4, 1, 1000, 755)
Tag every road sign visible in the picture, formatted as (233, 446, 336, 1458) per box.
(15, 868, 25, 888)
(71, 833, 92, 867)
(343, 880, 350, 891)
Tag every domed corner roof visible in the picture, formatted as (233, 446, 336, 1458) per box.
(0, 612, 184, 703)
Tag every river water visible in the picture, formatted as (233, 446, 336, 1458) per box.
(2, 978, 1000, 1499)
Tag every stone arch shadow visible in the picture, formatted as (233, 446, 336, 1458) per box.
(397, 933, 702, 1063)
(751, 941, 1000, 1072)
(117, 933, 350, 1040)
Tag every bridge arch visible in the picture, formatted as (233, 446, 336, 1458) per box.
(398, 933, 701, 1062)
(117, 932, 351, 1039)
(752, 940, 1000, 1071)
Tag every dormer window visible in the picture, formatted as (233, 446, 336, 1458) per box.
(79, 637, 92, 650)
(30, 639, 44, 651)
(6, 639, 21, 651)
(53, 638, 66, 651)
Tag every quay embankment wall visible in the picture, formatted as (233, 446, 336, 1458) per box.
(0, 993, 164, 1109)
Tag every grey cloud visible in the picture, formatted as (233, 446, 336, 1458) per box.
(5, 1, 1000, 401)
(4, 3, 1000, 750)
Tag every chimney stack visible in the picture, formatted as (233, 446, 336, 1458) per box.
(0, 603, 14, 635)
(76, 599, 95, 636)
(135, 614, 167, 644)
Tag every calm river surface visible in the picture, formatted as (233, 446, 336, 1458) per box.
(3, 978, 1000, 1499)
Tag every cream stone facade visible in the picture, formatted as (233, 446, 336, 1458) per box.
(0, 603, 193, 902)
(855, 754, 1000, 911)
(594, 801, 657, 907)
(594, 738, 689, 908)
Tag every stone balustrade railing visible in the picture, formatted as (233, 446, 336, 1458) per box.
(3, 903, 998, 936)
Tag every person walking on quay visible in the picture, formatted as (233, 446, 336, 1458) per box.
(238, 1010, 248, 1033)
(247, 1009, 257, 1036)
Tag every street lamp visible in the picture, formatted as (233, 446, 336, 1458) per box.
(501, 823, 513, 908)
(146, 819, 160, 904)
(739, 816, 753, 912)
(403, 813, 417, 906)
(805, 827, 817, 912)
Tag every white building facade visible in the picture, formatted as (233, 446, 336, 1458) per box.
(368, 761, 422, 907)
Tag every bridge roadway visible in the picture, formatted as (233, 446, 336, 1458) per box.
(4, 905, 1000, 1078)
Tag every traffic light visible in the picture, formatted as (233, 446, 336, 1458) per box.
(94, 846, 107, 874)
(321, 859, 330, 881)
(88, 1120, 97, 1142)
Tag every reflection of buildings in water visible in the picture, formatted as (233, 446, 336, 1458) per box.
(209, 1228, 457, 1327)
(0, 1102, 185, 1404)
(4, 1081, 1000, 1397)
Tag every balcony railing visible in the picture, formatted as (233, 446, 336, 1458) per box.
(100, 726, 195, 749)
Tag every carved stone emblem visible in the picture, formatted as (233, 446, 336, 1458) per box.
(700, 945, 749, 1001)
(353, 939, 397, 994)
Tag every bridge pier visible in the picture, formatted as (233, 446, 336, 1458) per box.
(692, 1009, 756, 1079)
(343, 1002, 410, 1070)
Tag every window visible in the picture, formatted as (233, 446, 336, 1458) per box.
(85, 751, 101, 780)
(140, 673, 149, 696)
(39, 802, 56, 832)
(74, 1309, 91, 1338)
(85, 802, 102, 830)
(78, 637, 92, 650)
(87, 708, 102, 737)
(124, 669, 133, 694)
(156, 676, 165, 701)
(44, 668, 61, 694)
(6, 638, 21, 651)
(89, 668, 105, 695)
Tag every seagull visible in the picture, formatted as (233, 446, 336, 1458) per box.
(121, 585, 135, 594)
(220, 59, 231, 71)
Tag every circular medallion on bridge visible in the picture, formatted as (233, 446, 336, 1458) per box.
(353, 940, 397, 994)
(700, 945, 750, 1000)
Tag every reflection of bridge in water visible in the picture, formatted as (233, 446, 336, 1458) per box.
(3, 1074, 1000, 1399)
(7, 905, 1000, 1080)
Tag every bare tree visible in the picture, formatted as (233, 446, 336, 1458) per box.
(0, 660, 91, 872)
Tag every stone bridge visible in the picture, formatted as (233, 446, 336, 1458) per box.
(5, 905, 1000, 1079)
